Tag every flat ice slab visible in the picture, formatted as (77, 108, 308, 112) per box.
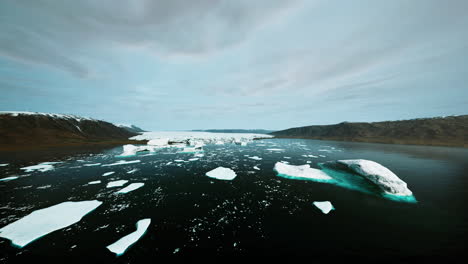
(248, 156, 262, 160)
(0, 163, 9, 167)
(102, 171, 115, 177)
(0, 176, 18, 181)
(313, 201, 334, 214)
(206, 167, 237, 181)
(88, 180, 101, 185)
(336, 159, 413, 196)
(107, 180, 129, 188)
(0, 200, 102, 248)
(115, 183, 144, 194)
(102, 160, 141, 167)
(107, 218, 151, 256)
(20, 163, 54, 172)
(274, 162, 332, 181)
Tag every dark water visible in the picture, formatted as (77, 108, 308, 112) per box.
(0, 139, 467, 262)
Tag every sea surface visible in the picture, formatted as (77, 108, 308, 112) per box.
(0, 138, 467, 261)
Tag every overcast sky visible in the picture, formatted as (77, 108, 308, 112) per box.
(1, 0, 467, 130)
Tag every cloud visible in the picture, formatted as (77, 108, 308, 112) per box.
(0, 0, 301, 77)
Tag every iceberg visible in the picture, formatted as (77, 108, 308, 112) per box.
(0, 163, 9, 167)
(206, 167, 237, 181)
(88, 180, 101, 185)
(147, 138, 169, 146)
(274, 162, 332, 181)
(118, 144, 158, 157)
(107, 218, 151, 256)
(20, 163, 54, 172)
(115, 183, 144, 194)
(313, 201, 334, 214)
(0, 176, 18, 181)
(102, 160, 141, 167)
(333, 159, 413, 196)
(106, 180, 129, 188)
(102, 171, 115, 177)
(0, 200, 102, 248)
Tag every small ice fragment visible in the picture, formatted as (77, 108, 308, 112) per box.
(83, 163, 101, 167)
(205, 167, 237, 181)
(102, 171, 115, 177)
(253, 166, 260, 171)
(313, 201, 334, 214)
(0, 176, 18, 181)
(102, 160, 140, 167)
(106, 219, 151, 256)
(0, 200, 102, 248)
(106, 180, 129, 188)
(173, 248, 180, 254)
(0, 163, 9, 167)
(115, 183, 144, 194)
(174, 160, 184, 162)
(248, 156, 262, 161)
(266, 148, 284, 151)
(188, 158, 199, 161)
(166, 162, 173, 165)
(283, 157, 291, 159)
(20, 163, 54, 172)
(88, 180, 101, 185)
(127, 169, 138, 174)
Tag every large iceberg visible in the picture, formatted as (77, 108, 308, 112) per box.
(333, 159, 413, 196)
(274, 162, 332, 181)
(205, 167, 237, 181)
(107, 218, 151, 256)
(0, 200, 102, 248)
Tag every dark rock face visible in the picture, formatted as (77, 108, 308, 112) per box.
(271, 115, 468, 147)
(0, 113, 139, 150)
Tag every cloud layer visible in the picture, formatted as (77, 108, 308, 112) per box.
(1, 0, 467, 129)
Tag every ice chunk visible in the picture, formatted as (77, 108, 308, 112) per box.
(274, 162, 332, 181)
(336, 159, 413, 196)
(266, 148, 285, 152)
(102, 171, 115, 177)
(206, 167, 237, 181)
(313, 201, 334, 214)
(174, 159, 184, 163)
(118, 144, 157, 157)
(147, 138, 169, 146)
(188, 158, 199, 161)
(102, 160, 140, 167)
(0, 176, 18, 181)
(20, 163, 54, 172)
(0, 163, 9, 167)
(88, 180, 101, 185)
(83, 163, 101, 167)
(115, 183, 144, 194)
(0, 200, 102, 248)
(127, 169, 138, 174)
(106, 218, 151, 256)
(253, 166, 260, 171)
(248, 156, 262, 161)
(106, 180, 129, 188)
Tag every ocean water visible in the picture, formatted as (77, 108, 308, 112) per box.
(0, 139, 467, 261)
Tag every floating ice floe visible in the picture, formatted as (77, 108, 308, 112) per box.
(107, 218, 151, 256)
(83, 163, 101, 167)
(266, 148, 285, 152)
(248, 156, 262, 161)
(174, 159, 185, 163)
(20, 163, 55, 173)
(147, 138, 169, 146)
(313, 201, 334, 214)
(88, 180, 101, 185)
(0, 176, 18, 181)
(102, 171, 115, 177)
(0, 163, 9, 167)
(102, 160, 141, 167)
(188, 158, 199, 161)
(127, 169, 138, 174)
(115, 183, 144, 194)
(253, 166, 260, 171)
(106, 180, 129, 188)
(206, 167, 237, 181)
(274, 162, 332, 181)
(0, 200, 102, 248)
(118, 144, 159, 157)
(333, 159, 413, 196)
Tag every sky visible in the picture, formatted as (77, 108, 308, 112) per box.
(1, 0, 467, 130)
